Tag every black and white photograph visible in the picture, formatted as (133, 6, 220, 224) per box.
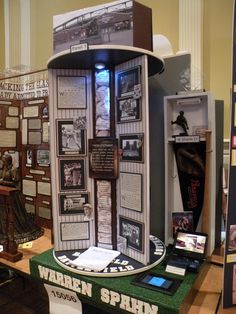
(119, 216, 144, 252)
(117, 97, 140, 123)
(57, 119, 86, 156)
(59, 158, 85, 191)
(117, 66, 141, 98)
(26, 149, 34, 167)
(37, 149, 50, 166)
(57, 75, 87, 109)
(59, 192, 89, 215)
(120, 133, 144, 162)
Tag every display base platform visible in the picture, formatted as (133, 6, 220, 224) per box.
(53, 235, 166, 277)
(0, 250, 23, 262)
(30, 246, 208, 314)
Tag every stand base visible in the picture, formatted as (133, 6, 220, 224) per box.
(0, 250, 23, 262)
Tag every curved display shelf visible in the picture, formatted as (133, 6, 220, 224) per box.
(53, 235, 166, 278)
(47, 44, 164, 77)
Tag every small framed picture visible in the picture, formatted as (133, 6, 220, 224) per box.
(120, 172, 142, 212)
(119, 133, 144, 162)
(117, 97, 141, 123)
(59, 158, 86, 191)
(37, 149, 50, 166)
(57, 119, 86, 156)
(57, 75, 87, 109)
(119, 216, 144, 252)
(59, 192, 89, 215)
(26, 149, 35, 167)
(117, 66, 141, 98)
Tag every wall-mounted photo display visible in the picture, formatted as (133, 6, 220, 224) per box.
(42, 106, 49, 118)
(117, 66, 141, 98)
(8, 106, 19, 116)
(37, 149, 50, 166)
(117, 97, 141, 123)
(119, 133, 144, 162)
(28, 131, 42, 145)
(6, 117, 19, 129)
(28, 119, 41, 130)
(0, 130, 16, 148)
(37, 181, 51, 196)
(120, 172, 142, 212)
(42, 122, 49, 143)
(59, 192, 89, 215)
(22, 179, 37, 197)
(59, 158, 86, 191)
(23, 105, 39, 118)
(57, 75, 87, 109)
(26, 148, 34, 167)
(57, 119, 86, 156)
(119, 216, 144, 252)
(60, 221, 89, 241)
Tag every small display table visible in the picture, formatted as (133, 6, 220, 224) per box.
(0, 185, 23, 262)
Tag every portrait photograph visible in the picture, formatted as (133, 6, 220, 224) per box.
(117, 66, 141, 98)
(117, 97, 141, 123)
(57, 119, 86, 156)
(119, 216, 144, 252)
(120, 133, 144, 162)
(59, 158, 85, 191)
(59, 192, 89, 215)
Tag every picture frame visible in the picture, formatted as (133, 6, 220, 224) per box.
(119, 133, 144, 162)
(0, 130, 16, 148)
(57, 75, 87, 109)
(117, 97, 141, 123)
(26, 148, 35, 167)
(59, 158, 86, 191)
(23, 105, 39, 118)
(119, 216, 144, 252)
(172, 211, 193, 238)
(57, 119, 86, 156)
(60, 221, 89, 241)
(28, 131, 42, 145)
(37, 181, 51, 196)
(117, 66, 141, 98)
(37, 149, 50, 166)
(120, 172, 142, 212)
(59, 192, 89, 215)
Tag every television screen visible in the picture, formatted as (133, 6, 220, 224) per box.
(174, 231, 207, 258)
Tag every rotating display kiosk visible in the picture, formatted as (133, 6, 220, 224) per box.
(48, 45, 166, 276)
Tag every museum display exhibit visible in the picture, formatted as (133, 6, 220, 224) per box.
(0, 0, 233, 312)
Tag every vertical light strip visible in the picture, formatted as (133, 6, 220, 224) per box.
(179, 0, 203, 90)
(4, 0, 10, 69)
(20, 0, 30, 68)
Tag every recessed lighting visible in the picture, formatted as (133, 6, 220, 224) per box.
(95, 63, 105, 70)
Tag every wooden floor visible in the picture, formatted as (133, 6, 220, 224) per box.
(0, 229, 235, 314)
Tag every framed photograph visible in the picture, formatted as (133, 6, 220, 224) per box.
(117, 66, 141, 98)
(120, 172, 142, 212)
(120, 133, 144, 162)
(37, 149, 50, 166)
(57, 75, 87, 109)
(57, 119, 86, 156)
(60, 222, 89, 241)
(117, 97, 141, 123)
(172, 211, 193, 238)
(37, 181, 51, 196)
(59, 158, 86, 191)
(23, 106, 39, 118)
(119, 216, 144, 252)
(0, 130, 16, 148)
(28, 131, 42, 145)
(59, 192, 89, 215)
(26, 149, 35, 167)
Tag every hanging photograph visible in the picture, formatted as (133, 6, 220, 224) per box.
(117, 66, 141, 98)
(57, 75, 87, 109)
(57, 119, 86, 156)
(26, 149, 35, 167)
(59, 192, 89, 215)
(120, 172, 142, 212)
(37, 149, 50, 166)
(119, 216, 144, 252)
(119, 133, 144, 162)
(59, 158, 85, 191)
(117, 97, 141, 123)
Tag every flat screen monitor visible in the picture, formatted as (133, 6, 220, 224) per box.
(173, 231, 208, 260)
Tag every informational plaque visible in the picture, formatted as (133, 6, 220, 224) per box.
(89, 139, 118, 179)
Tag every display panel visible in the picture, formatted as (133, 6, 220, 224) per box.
(174, 231, 208, 259)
